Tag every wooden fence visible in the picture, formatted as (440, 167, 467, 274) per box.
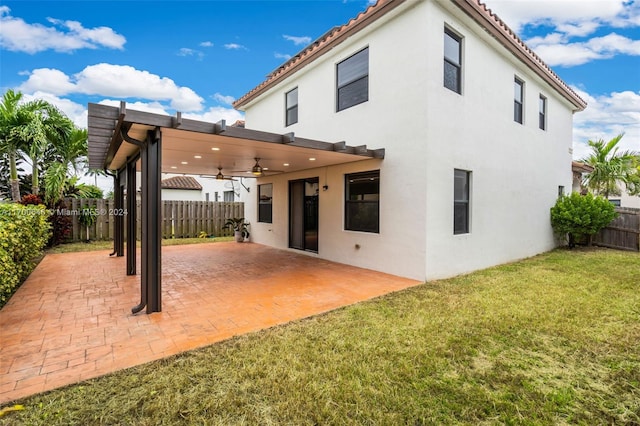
(63, 198, 244, 242)
(593, 208, 640, 252)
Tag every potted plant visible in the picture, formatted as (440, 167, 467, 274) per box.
(224, 217, 250, 242)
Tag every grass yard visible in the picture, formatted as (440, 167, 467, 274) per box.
(1, 248, 638, 425)
(45, 236, 234, 254)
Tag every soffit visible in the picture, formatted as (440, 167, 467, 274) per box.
(88, 103, 384, 177)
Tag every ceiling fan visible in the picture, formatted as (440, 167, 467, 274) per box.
(232, 158, 283, 177)
(200, 166, 237, 181)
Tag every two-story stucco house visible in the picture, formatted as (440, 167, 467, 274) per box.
(233, 0, 586, 281)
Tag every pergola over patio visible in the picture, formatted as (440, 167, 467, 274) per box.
(87, 102, 385, 314)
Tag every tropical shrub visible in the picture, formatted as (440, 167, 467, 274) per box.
(550, 192, 617, 248)
(78, 206, 98, 241)
(47, 199, 73, 246)
(19, 193, 43, 206)
(0, 203, 50, 306)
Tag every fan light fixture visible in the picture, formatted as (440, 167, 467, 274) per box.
(216, 167, 224, 180)
(251, 158, 263, 176)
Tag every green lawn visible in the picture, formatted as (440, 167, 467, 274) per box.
(2, 248, 638, 425)
(45, 236, 234, 254)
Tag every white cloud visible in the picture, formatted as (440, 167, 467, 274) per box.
(572, 88, 640, 160)
(476, 1, 640, 69)
(528, 32, 640, 66)
(183, 106, 245, 125)
(0, 6, 125, 53)
(199, 41, 213, 47)
(224, 43, 246, 50)
(212, 93, 235, 105)
(177, 47, 204, 60)
(22, 91, 88, 128)
(274, 52, 292, 61)
(485, 0, 631, 34)
(17, 64, 204, 112)
(74, 64, 204, 111)
(178, 47, 196, 56)
(99, 99, 171, 116)
(18, 64, 204, 111)
(283, 34, 311, 46)
(18, 68, 76, 95)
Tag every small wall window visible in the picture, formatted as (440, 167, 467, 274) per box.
(539, 94, 547, 130)
(223, 191, 234, 202)
(286, 87, 298, 126)
(337, 47, 369, 112)
(345, 170, 379, 233)
(454, 169, 471, 235)
(558, 185, 564, 198)
(514, 77, 524, 124)
(444, 28, 462, 93)
(258, 184, 273, 223)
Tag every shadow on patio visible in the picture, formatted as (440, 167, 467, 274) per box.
(0, 242, 421, 404)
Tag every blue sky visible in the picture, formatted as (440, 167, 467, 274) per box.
(1, 0, 639, 169)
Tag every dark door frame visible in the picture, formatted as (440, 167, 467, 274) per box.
(289, 177, 319, 253)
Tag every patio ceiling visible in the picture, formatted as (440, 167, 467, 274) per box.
(88, 102, 384, 177)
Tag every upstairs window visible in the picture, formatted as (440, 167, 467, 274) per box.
(444, 28, 462, 93)
(514, 78, 524, 124)
(539, 94, 547, 130)
(286, 87, 298, 126)
(337, 47, 369, 111)
(345, 170, 379, 233)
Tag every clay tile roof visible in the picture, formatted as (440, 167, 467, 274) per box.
(231, 119, 245, 128)
(161, 176, 203, 191)
(572, 161, 594, 174)
(233, 0, 586, 112)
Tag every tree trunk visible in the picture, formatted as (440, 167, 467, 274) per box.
(9, 151, 21, 202)
(10, 179, 21, 202)
(31, 162, 39, 196)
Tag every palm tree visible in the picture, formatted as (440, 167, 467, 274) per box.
(581, 134, 640, 198)
(0, 90, 74, 200)
(20, 102, 73, 196)
(43, 127, 88, 205)
(85, 167, 107, 187)
(0, 90, 25, 201)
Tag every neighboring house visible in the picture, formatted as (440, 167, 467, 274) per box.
(133, 172, 249, 202)
(608, 192, 640, 209)
(161, 175, 203, 201)
(233, 0, 586, 281)
(571, 161, 640, 208)
(571, 161, 593, 194)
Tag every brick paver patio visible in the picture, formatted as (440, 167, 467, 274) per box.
(0, 242, 421, 404)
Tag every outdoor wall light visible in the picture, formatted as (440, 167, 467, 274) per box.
(322, 185, 328, 191)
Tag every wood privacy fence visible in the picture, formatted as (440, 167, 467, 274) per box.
(593, 208, 640, 252)
(63, 198, 244, 242)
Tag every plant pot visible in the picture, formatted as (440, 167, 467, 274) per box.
(234, 230, 244, 242)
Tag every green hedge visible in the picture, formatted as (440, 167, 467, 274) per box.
(550, 192, 617, 248)
(0, 203, 51, 306)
